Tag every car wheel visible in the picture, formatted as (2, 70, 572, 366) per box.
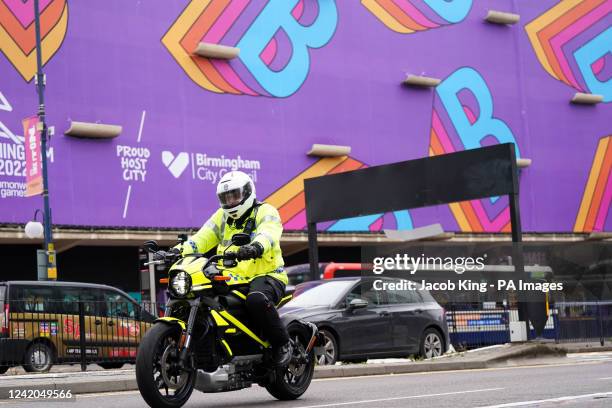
(419, 328, 444, 359)
(23, 342, 54, 373)
(316, 329, 338, 365)
(0, 366, 9, 375)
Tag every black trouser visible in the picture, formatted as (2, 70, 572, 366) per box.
(246, 276, 289, 348)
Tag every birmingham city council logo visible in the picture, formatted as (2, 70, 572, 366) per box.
(162, 151, 189, 178)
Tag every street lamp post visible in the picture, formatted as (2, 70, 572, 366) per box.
(33, 0, 56, 280)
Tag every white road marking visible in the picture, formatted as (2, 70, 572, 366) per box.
(600, 377, 612, 380)
(477, 391, 612, 407)
(122, 185, 132, 219)
(569, 358, 612, 363)
(293, 388, 504, 408)
(136, 110, 146, 143)
(567, 352, 612, 363)
(568, 351, 612, 358)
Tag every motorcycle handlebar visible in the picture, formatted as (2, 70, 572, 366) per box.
(144, 248, 237, 275)
(202, 252, 238, 270)
(202, 252, 237, 274)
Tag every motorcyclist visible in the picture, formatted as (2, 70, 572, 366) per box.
(175, 170, 292, 366)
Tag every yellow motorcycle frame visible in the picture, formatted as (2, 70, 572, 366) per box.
(155, 252, 300, 362)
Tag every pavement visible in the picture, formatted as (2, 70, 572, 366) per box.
(0, 354, 611, 407)
(0, 342, 610, 402)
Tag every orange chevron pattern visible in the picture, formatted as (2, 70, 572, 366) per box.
(525, 0, 610, 93)
(0, 0, 68, 82)
(574, 136, 612, 232)
(265, 156, 366, 229)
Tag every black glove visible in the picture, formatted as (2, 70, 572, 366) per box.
(236, 242, 264, 261)
(162, 247, 181, 262)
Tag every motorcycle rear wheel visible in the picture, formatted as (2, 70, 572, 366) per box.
(266, 322, 316, 400)
(136, 323, 196, 408)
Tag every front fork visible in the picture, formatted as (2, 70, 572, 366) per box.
(180, 303, 200, 367)
(164, 299, 203, 370)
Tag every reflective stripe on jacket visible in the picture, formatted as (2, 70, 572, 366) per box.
(183, 203, 287, 285)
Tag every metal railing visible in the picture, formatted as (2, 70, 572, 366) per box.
(445, 303, 510, 351)
(553, 301, 612, 346)
(445, 301, 611, 350)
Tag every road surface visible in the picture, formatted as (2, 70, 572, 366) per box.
(1, 356, 611, 407)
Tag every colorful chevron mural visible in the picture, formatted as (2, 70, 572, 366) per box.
(264, 156, 413, 231)
(574, 136, 612, 233)
(0, 0, 68, 82)
(361, 0, 472, 34)
(162, 0, 338, 98)
(525, 0, 611, 102)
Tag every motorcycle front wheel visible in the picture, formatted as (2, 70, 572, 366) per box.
(266, 322, 316, 400)
(136, 323, 196, 408)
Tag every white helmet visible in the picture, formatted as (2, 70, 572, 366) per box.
(216, 171, 256, 219)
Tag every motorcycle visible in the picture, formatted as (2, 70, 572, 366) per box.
(135, 233, 323, 408)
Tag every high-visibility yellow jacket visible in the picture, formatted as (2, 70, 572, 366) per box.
(181, 203, 287, 285)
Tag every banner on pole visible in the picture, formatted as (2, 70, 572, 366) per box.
(23, 116, 43, 197)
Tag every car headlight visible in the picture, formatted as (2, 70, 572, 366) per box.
(169, 271, 191, 297)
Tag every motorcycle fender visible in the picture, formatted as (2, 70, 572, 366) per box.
(286, 319, 323, 356)
(155, 317, 186, 331)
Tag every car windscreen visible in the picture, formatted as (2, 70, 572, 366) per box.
(286, 280, 356, 308)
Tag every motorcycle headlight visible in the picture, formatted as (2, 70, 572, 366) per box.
(169, 271, 191, 297)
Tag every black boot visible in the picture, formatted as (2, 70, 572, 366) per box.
(272, 341, 293, 367)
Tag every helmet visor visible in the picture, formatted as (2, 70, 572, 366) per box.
(218, 188, 243, 209)
(217, 180, 253, 210)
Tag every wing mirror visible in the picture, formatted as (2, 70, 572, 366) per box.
(143, 240, 159, 252)
(231, 233, 251, 247)
(348, 298, 368, 310)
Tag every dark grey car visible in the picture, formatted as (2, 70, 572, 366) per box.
(280, 277, 449, 365)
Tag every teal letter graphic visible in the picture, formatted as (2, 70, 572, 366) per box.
(238, 0, 337, 97)
(328, 211, 413, 231)
(423, 0, 472, 23)
(574, 27, 611, 103)
(436, 67, 519, 157)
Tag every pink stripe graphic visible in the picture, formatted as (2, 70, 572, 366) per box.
(591, 56, 606, 75)
(594, 171, 612, 231)
(432, 110, 456, 153)
(292, 0, 305, 20)
(210, 60, 257, 95)
(5, 0, 53, 27)
(463, 105, 477, 125)
(369, 217, 384, 231)
(260, 38, 278, 66)
(471, 200, 510, 231)
(396, 0, 438, 28)
(284, 210, 307, 230)
(203, 0, 249, 43)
